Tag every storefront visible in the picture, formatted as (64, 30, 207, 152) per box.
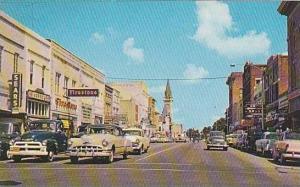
(52, 97, 78, 136)
(289, 96, 300, 132)
(26, 90, 51, 120)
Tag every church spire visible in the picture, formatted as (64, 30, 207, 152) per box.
(165, 79, 172, 99)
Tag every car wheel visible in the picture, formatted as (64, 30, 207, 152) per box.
(12, 156, 22, 163)
(272, 150, 278, 162)
(42, 151, 54, 162)
(223, 147, 228, 151)
(0, 149, 8, 160)
(70, 156, 79, 164)
(123, 151, 128, 159)
(207, 146, 210, 150)
(279, 154, 286, 165)
(138, 145, 143, 155)
(106, 150, 114, 164)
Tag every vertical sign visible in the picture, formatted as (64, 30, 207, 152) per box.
(12, 73, 22, 114)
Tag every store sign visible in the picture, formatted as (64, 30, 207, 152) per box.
(27, 90, 51, 103)
(55, 98, 77, 112)
(11, 73, 22, 114)
(67, 89, 99, 97)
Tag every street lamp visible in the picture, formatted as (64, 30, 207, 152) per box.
(230, 63, 265, 131)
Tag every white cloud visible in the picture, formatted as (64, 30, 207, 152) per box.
(123, 37, 144, 63)
(193, 1, 271, 58)
(90, 32, 105, 44)
(183, 64, 209, 84)
(149, 85, 165, 94)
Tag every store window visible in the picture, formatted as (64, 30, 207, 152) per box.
(72, 80, 76, 87)
(27, 100, 49, 118)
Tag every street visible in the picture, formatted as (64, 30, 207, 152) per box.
(1, 142, 300, 187)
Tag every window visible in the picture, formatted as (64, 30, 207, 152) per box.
(64, 76, 69, 95)
(0, 46, 3, 72)
(72, 80, 76, 87)
(30, 61, 34, 85)
(42, 66, 45, 88)
(14, 53, 19, 73)
(55, 72, 61, 93)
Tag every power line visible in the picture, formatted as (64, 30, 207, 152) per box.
(106, 76, 227, 81)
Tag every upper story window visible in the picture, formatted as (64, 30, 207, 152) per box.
(0, 46, 3, 72)
(14, 53, 19, 73)
(72, 80, 76, 87)
(55, 72, 61, 93)
(42, 66, 45, 88)
(64, 76, 69, 95)
(30, 61, 34, 85)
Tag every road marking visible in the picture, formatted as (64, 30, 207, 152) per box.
(135, 144, 185, 162)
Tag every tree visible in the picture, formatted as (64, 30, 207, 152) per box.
(212, 117, 227, 134)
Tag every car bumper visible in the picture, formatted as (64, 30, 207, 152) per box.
(282, 153, 300, 160)
(207, 144, 228, 148)
(8, 146, 48, 157)
(67, 150, 112, 157)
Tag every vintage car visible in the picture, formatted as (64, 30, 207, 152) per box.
(0, 118, 22, 160)
(8, 120, 68, 162)
(206, 131, 228, 151)
(255, 132, 279, 156)
(231, 134, 239, 148)
(150, 136, 158, 143)
(157, 135, 168, 143)
(272, 132, 300, 165)
(175, 134, 187, 143)
(236, 133, 248, 150)
(123, 128, 150, 154)
(67, 124, 132, 163)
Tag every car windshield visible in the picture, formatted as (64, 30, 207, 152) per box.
(28, 121, 56, 132)
(89, 127, 113, 134)
(285, 133, 300, 140)
(212, 136, 224, 139)
(123, 130, 142, 136)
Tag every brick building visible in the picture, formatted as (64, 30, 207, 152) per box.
(264, 54, 289, 130)
(243, 62, 267, 129)
(226, 72, 243, 131)
(278, 2, 300, 132)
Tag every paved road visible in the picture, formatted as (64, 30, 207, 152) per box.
(0, 142, 300, 187)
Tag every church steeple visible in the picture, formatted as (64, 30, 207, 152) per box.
(165, 79, 172, 100)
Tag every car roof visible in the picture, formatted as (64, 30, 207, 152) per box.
(88, 124, 122, 130)
(29, 120, 62, 124)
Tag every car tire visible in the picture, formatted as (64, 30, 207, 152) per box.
(0, 149, 8, 160)
(207, 146, 210, 150)
(42, 151, 54, 162)
(12, 156, 22, 163)
(279, 154, 286, 165)
(70, 156, 79, 164)
(223, 147, 228, 151)
(123, 151, 128, 159)
(106, 150, 114, 164)
(138, 145, 143, 155)
(272, 150, 278, 162)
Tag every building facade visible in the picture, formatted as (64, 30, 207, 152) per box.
(243, 62, 267, 129)
(226, 72, 243, 131)
(104, 84, 113, 124)
(0, 12, 51, 132)
(279, 2, 300, 132)
(49, 40, 105, 131)
(264, 54, 289, 130)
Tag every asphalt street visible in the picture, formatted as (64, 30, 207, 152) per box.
(0, 141, 300, 187)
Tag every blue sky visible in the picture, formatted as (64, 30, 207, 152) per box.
(0, 1, 287, 129)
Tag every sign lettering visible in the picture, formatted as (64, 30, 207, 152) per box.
(11, 73, 22, 113)
(67, 89, 99, 97)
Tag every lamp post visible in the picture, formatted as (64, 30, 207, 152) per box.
(230, 64, 265, 131)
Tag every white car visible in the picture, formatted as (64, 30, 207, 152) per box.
(67, 125, 132, 164)
(255, 132, 279, 156)
(123, 128, 150, 154)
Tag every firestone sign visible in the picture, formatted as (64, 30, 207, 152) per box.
(11, 73, 22, 114)
(67, 89, 99, 97)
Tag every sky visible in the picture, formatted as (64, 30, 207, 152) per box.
(0, 1, 287, 130)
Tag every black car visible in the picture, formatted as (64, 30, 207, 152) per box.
(8, 120, 68, 162)
(0, 118, 22, 160)
(246, 130, 263, 152)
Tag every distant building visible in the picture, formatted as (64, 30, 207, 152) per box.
(104, 85, 113, 124)
(226, 72, 243, 131)
(278, 2, 300, 132)
(161, 80, 173, 136)
(264, 54, 289, 130)
(243, 62, 266, 129)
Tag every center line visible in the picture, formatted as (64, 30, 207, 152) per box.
(135, 144, 185, 162)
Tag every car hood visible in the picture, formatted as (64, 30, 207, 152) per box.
(124, 135, 140, 143)
(282, 140, 300, 152)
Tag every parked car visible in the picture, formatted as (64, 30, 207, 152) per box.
(157, 135, 168, 143)
(226, 134, 237, 147)
(8, 120, 68, 162)
(175, 134, 187, 143)
(246, 130, 263, 152)
(231, 134, 239, 148)
(236, 133, 248, 150)
(123, 127, 150, 154)
(272, 132, 300, 165)
(206, 131, 228, 151)
(67, 124, 132, 164)
(150, 136, 158, 143)
(255, 132, 279, 157)
(0, 118, 22, 160)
